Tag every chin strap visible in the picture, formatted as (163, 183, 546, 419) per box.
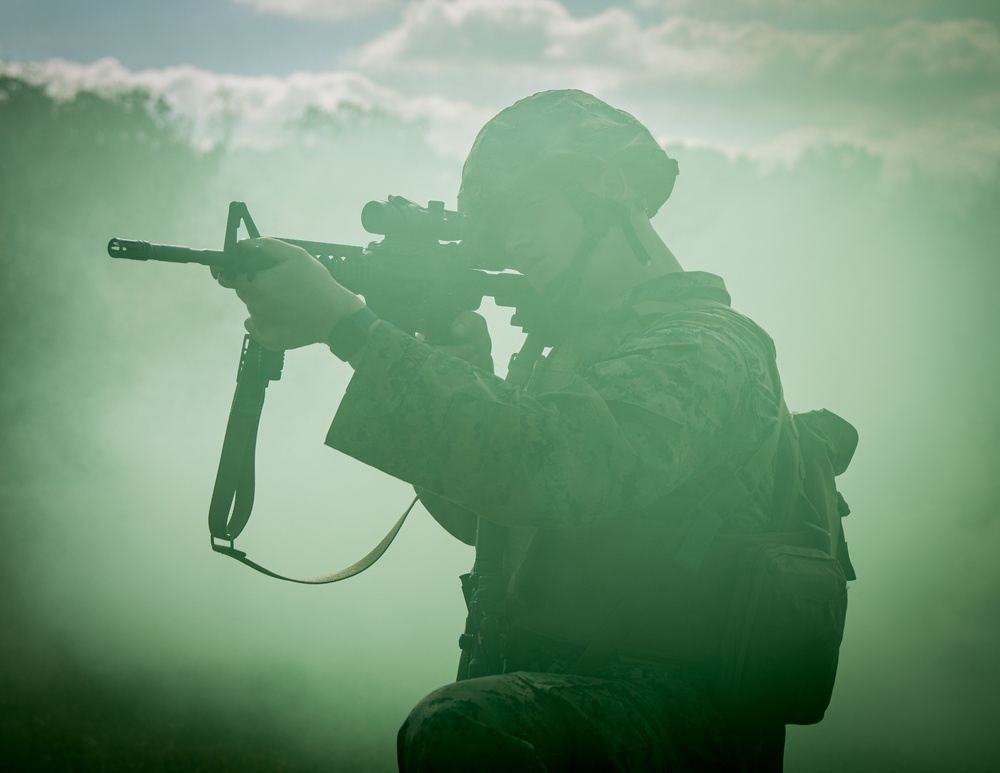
(537, 190, 652, 322)
(563, 190, 652, 266)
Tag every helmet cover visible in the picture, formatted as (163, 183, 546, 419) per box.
(458, 89, 678, 221)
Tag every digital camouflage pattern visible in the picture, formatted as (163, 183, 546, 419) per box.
(397, 670, 784, 772)
(458, 89, 679, 221)
(327, 269, 786, 770)
(327, 271, 779, 536)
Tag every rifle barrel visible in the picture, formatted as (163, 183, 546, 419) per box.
(108, 238, 230, 267)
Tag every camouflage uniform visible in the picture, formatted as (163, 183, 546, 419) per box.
(326, 270, 787, 771)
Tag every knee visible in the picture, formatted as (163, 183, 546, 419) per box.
(397, 678, 540, 773)
(399, 681, 481, 753)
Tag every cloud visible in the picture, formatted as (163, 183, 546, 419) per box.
(355, 0, 637, 88)
(5, 1, 998, 186)
(230, 0, 404, 21)
(635, 0, 939, 16)
(0, 57, 486, 160)
(631, 0, 997, 30)
(633, 16, 1000, 84)
(357, 3, 1000, 92)
(351, 1, 1000, 182)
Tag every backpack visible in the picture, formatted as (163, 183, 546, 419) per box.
(511, 297, 859, 726)
(564, 405, 859, 727)
(715, 407, 858, 725)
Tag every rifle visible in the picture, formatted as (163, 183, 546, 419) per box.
(108, 197, 552, 341)
(108, 197, 546, 679)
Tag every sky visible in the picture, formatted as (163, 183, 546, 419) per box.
(3, 0, 999, 176)
(2, 1, 999, 771)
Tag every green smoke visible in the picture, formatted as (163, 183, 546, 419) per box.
(1, 74, 997, 771)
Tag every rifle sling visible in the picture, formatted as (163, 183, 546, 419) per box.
(211, 498, 417, 585)
(207, 334, 413, 584)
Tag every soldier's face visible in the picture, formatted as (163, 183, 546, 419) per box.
(493, 183, 588, 297)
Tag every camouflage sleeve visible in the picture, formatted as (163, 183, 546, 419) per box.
(416, 489, 478, 546)
(326, 317, 757, 529)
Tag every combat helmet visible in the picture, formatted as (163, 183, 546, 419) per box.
(458, 89, 679, 222)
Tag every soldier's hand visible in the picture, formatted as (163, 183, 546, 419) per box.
(431, 311, 494, 372)
(217, 237, 364, 352)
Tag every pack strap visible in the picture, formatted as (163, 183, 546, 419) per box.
(673, 302, 786, 572)
(673, 401, 785, 571)
(457, 332, 547, 680)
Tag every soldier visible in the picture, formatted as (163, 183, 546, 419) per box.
(221, 90, 791, 771)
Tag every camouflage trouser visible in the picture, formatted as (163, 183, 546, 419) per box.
(397, 671, 784, 772)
